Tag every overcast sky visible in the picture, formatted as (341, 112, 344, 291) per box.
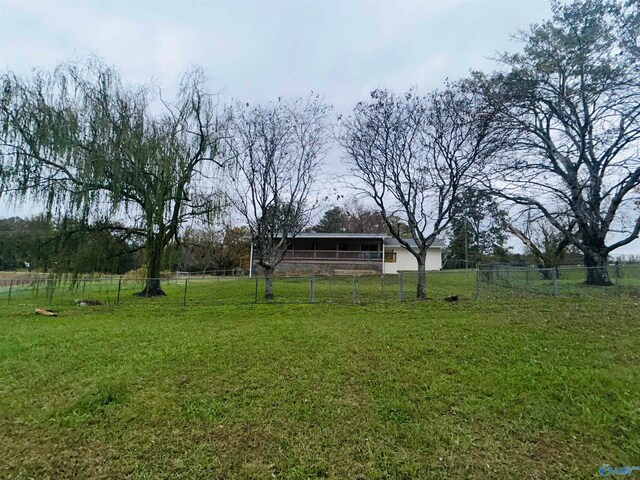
(1, 0, 553, 105)
(1, 0, 638, 254)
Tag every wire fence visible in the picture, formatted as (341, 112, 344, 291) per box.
(0, 264, 638, 308)
(173, 269, 246, 277)
(476, 264, 640, 299)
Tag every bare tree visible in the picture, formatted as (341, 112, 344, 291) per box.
(342, 198, 409, 235)
(311, 199, 411, 235)
(508, 213, 578, 277)
(475, 0, 640, 285)
(174, 225, 250, 273)
(620, 0, 639, 58)
(227, 95, 330, 300)
(340, 85, 500, 299)
(0, 58, 227, 296)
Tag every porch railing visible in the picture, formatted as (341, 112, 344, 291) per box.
(282, 249, 384, 262)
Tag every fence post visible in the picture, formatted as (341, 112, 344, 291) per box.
(183, 277, 188, 306)
(551, 269, 559, 296)
(47, 278, 54, 306)
(381, 273, 385, 302)
(352, 275, 359, 303)
(309, 274, 315, 303)
(254, 277, 259, 303)
(117, 276, 122, 306)
(398, 271, 404, 302)
(476, 268, 480, 300)
(8, 280, 13, 305)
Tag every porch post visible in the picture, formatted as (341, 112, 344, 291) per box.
(249, 242, 254, 278)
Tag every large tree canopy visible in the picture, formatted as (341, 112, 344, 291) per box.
(0, 58, 227, 295)
(341, 85, 501, 299)
(476, 0, 640, 285)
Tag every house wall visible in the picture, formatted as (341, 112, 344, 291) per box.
(249, 238, 443, 276)
(384, 247, 442, 274)
(270, 261, 382, 276)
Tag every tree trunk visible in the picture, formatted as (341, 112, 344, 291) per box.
(264, 267, 274, 302)
(584, 250, 612, 286)
(416, 253, 427, 300)
(538, 265, 553, 280)
(136, 234, 166, 297)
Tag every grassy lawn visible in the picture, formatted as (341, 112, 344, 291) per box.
(1, 295, 639, 479)
(2, 265, 639, 308)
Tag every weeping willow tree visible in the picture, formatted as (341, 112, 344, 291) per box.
(0, 58, 227, 296)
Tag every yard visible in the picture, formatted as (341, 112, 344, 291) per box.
(1, 291, 639, 479)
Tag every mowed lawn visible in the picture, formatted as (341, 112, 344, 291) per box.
(1, 297, 639, 479)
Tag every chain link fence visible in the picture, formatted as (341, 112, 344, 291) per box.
(476, 264, 640, 299)
(0, 264, 638, 308)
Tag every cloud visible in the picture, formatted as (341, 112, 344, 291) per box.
(1, 1, 238, 93)
(371, 52, 451, 93)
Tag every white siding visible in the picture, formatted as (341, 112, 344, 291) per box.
(384, 247, 442, 274)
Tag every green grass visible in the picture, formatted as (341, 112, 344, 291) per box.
(1, 294, 639, 479)
(3, 265, 638, 308)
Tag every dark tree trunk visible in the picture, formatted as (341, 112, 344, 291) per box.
(135, 234, 166, 297)
(538, 266, 553, 280)
(136, 277, 166, 297)
(416, 252, 427, 300)
(264, 266, 274, 301)
(584, 250, 612, 286)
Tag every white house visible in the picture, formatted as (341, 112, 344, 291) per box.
(250, 232, 444, 276)
(382, 237, 443, 274)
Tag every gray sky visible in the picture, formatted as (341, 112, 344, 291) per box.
(1, 0, 638, 254)
(1, 0, 552, 107)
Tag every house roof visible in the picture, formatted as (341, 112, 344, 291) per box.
(293, 232, 388, 240)
(286, 232, 446, 248)
(384, 237, 446, 248)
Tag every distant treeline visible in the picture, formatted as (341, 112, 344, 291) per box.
(0, 216, 140, 273)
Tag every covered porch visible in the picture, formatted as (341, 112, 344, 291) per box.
(285, 234, 388, 262)
(266, 233, 394, 275)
